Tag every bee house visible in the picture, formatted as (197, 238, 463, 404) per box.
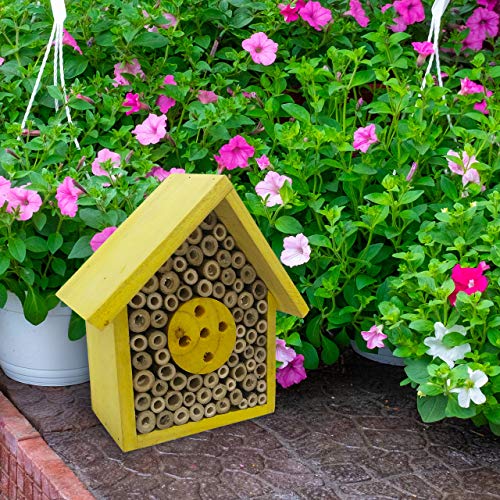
(57, 174, 308, 452)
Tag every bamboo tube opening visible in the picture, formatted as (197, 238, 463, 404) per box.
(230, 363, 247, 382)
(212, 384, 227, 401)
(133, 370, 155, 392)
(242, 374, 257, 392)
(201, 260, 221, 281)
(186, 245, 204, 266)
(158, 258, 173, 273)
(150, 396, 166, 414)
(256, 380, 267, 393)
(146, 292, 163, 310)
(183, 391, 196, 407)
(196, 387, 212, 405)
(134, 393, 151, 412)
(240, 265, 257, 285)
(231, 251, 246, 269)
(141, 275, 159, 294)
(232, 279, 244, 294)
(203, 372, 219, 389)
(183, 268, 199, 286)
(196, 279, 213, 297)
(152, 380, 168, 397)
(200, 211, 217, 230)
(225, 377, 236, 391)
(256, 320, 268, 334)
(251, 280, 267, 300)
(243, 308, 258, 327)
(243, 345, 255, 360)
(230, 389, 243, 406)
(132, 351, 153, 370)
(238, 399, 248, 410)
(257, 393, 267, 405)
(154, 349, 171, 366)
(156, 410, 174, 430)
(245, 359, 257, 372)
(173, 407, 190, 425)
(130, 334, 148, 352)
(256, 300, 268, 315)
(216, 398, 230, 414)
(170, 372, 188, 391)
(176, 285, 193, 302)
(174, 241, 189, 256)
(223, 291, 238, 309)
(189, 403, 204, 422)
(136, 410, 156, 434)
(216, 249, 232, 268)
(129, 309, 151, 333)
(165, 391, 183, 411)
(150, 310, 168, 329)
(157, 363, 176, 381)
(256, 335, 267, 347)
(236, 325, 246, 339)
(234, 339, 246, 354)
(148, 330, 167, 350)
(212, 282, 226, 299)
(237, 292, 254, 309)
(163, 294, 179, 312)
(187, 227, 203, 244)
(245, 329, 257, 345)
(160, 272, 180, 295)
(212, 223, 227, 241)
(221, 268, 236, 286)
(255, 363, 267, 379)
(186, 374, 203, 392)
(232, 307, 244, 323)
(200, 235, 218, 257)
(129, 292, 147, 309)
(254, 347, 267, 363)
(173, 256, 188, 273)
(217, 364, 229, 379)
(223, 235, 235, 251)
(248, 393, 258, 408)
(227, 353, 239, 368)
(204, 402, 217, 419)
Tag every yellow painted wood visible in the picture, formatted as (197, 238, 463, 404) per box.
(57, 175, 233, 330)
(215, 192, 309, 318)
(266, 293, 277, 413)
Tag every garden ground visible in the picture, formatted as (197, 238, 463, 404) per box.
(1, 351, 499, 499)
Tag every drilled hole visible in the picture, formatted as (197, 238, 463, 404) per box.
(204, 352, 214, 362)
(219, 322, 227, 332)
(175, 327, 185, 338)
(200, 328, 209, 338)
(179, 335, 191, 347)
(195, 305, 205, 317)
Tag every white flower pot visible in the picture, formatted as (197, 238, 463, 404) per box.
(351, 340, 405, 367)
(0, 293, 89, 386)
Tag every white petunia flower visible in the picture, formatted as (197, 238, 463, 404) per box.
(424, 322, 471, 368)
(451, 368, 488, 408)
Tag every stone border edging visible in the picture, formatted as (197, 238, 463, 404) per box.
(0, 391, 94, 499)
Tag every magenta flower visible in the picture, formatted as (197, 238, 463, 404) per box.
(381, 3, 393, 13)
(90, 227, 118, 252)
(474, 98, 492, 115)
(466, 8, 499, 39)
(163, 75, 177, 86)
(56, 177, 83, 218)
(132, 114, 167, 145)
(463, 30, 486, 51)
(477, 0, 497, 9)
(276, 354, 307, 388)
(0, 57, 4, 65)
(122, 93, 147, 115)
(156, 95, 176, 113)
(280, 234, 311, 267)
(361, 325, 387, 349)
(146, 166, 185, 181)
(255, 171, 292, 207)
(256, 154, 270, 170)
(299, 1, 332, 30)
(242, 32, 278, 66)
(390, 16, 408, 32)
(0, 176, 11, 206)
(393, 0, 425, 25)
(198, 90, 219, 104)
(449, 262, 490, 306)
(6, 188, 42, 221)
(412, 41, 434, 56)
(113, 59, 145, 87)
(353, 124, 378, 153)
(344, 0, 370, 28)
(276, 339, 297, 368)
(62, 29, 82, 55)
(215, 135, 255, 171)
(92, 149, 121, 178)
(279, 0, 306, 22)
(459, 78, 487, 95)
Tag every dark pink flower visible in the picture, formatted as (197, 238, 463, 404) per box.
(62, 29, 82, 55)
(459, 77, 487, 95)
(146, 166, 185, 181)
(361, 325, 387, 349)
(198, 90, 219, 104)
(463, 30, 486, 51)
(56, 177, 83, 218)
(353, 124, 378, 153)
(122, 93, 147, 115)
(381, 3, 393, 12)
(412, 41, 434, 56)
(132, 114, 167, 145)
(390, 16, 408, 32)
(242, 32, 278, 66)
(6, 187, 42, 221)
(477, 0, 497, 9)
(393, 0, 425, 25)
(278, 0, 306, 22)
(215, 135, 255, 171)
(113, 59, 145, 87)
(344, 0, 370, 27)
(90, 227, 118, 252)
(449, 262, 490, 306)
(256, 154, 270, 170)
(156, 95, 176, 113)
(0, 57, 4, 65)
(163, 75, 177, 86)
(466, 7, 499, 39)
(276, 354, 307, 388)
(299, 1, 332, 30)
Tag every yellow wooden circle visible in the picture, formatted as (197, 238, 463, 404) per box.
(167, 297, 236, 374)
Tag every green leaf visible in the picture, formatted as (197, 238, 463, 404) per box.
(321, 334, 340, 365)
(78, 208, 107, 229)
(308, 234, 331, 248)
(19, 268, 35, 286)
(133, 32, 169, 48)
(230, 8, 254, 28)
(51, 258, 67, 276)
(68, 235, 93, 259)
(68, 311, 86, 341)
(445, 397, 477, 419)
(32, 212, 47, 231)
(295, 341, 319, 369)
(440, 176, 458, 200)
(350, 69, 375, 88)
(281, 103, 310, 123)
(8, 238, 26, 263)
(355, 275, 376, 290)
(487, 330, 500, 348)
(484, 405, 500, 425)
(417, 395, 448, 423)
(404, 359, 429, 384)
(306, 315, 322, 348)
(274, 216, 303, 234)
(409, 319, 434, 333)
(442, 332, 469, 348)
(0, 254, 10, 276)
(25, 236, 48, 253)
(286, 332, 302, 347)
(47, 233, 63, 254)
(0, 284, 7, 308)
(399, 190, 424, 205)
(364, 192, 392, 205)
(23, 289, 49, 325)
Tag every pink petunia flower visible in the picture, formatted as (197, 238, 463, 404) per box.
(406, 162, 418, 181)
(299, 1, 332, 30)
(353, 124, 378, 153)
(463, 30, 487, 51)
(477, 0, 497, 9)
(0, 57, 4, 66)
(446, 150, 481, 187)
(255, 171, 292, 207)
(280, 234, 311, 267)
(256, 154, 271, 170)
(466, 7, 499, 39)
(113, 59, 145, 87)
(144, 11, 178, 31)
(146, 166, 185, 181)
(242, 32, 278, 66)
(412, 41, 434, 56)
(276, 354, 307, 388)
(156, 95, 176, 113)
(92, 149, 121, 178)
(278, 0, 306, 22)
(6, 188, 42, 221)
(56, 177, 83, 218)
(361, 325, 387, 349)
(276, 338, 297, 368)
(381, 3, 393, 12)
(132, 114, 167, 145)
(62, 29, 82, 55)
(474, 98, 492, 115)
(449, 262, 490, 306)
(215, 135, 255, 171)
(459, 78, 487, 95)
(390, 16, 408, 32)
(344, 0, 370, 27)
(393, 0, 425, 25)
(0, 176, 11, 206)
(122, 93, 148, 115)
(198, 90, 219, 104)
(163, 75, 177, 86)
(90, 227, 118, 252)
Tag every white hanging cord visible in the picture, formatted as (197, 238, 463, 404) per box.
(19, 0, 80, 149)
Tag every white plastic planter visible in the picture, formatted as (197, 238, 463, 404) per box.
(351, 340, 405, 367)
(0, 293, 89, 386)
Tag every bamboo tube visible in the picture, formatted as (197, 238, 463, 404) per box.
(215, 249, 232, 268)
(187, 227, 203, 245)
(148, 330, 167, 350)
(134, 393, 151, 412)
(160, 272, 180, 294)
(132, 351, 153, 370)
(173, 256, 188, 273)
(256, 380, 267, 393)
(196, 279, 213, 297)
(133, 370, 155, 392)
(245, 329, 257, 345)
(200, 211, 217, 230)
(183, 391, 196, 408)
(255, 363, 267, 379)
(201, 260, 220, 281)
(227, 353, 239, 368)
(240, 264, 257, 285)
(158, 258, 173, 273)
(223, 291, 238, 309)
(173, 406, 190, 425)
(165, 391, 183, 411)
(129, 292, 147, 309)
(151, 380, 168, 397)
(245, 359, 257, 373)
(129, 309, 151, 333)
(136, 410, 156, 434)
(242, 374, 257, 392)
(157, 363, 176, 381)
(154, 348, 171, 366)
(150, 396, 166, 414)
(204, 402, 217, 418)
(254, 347, 267, 363)
(216, 398, 230, 414)
(238, 398, 248, 410)
(225, 377, 236, 391)
(243, 345, 255, 360)
(150, 310, 168, 329)
(212, 223, 227, 241)
(130, 333, 148, 352)
(156, 410, 174, 430)
(234, 339, 246, 354)
(163, 294, 179, 312)
(230, 389, 243, 406)
(257, 393, 267, 405)
(230, 363, 247, 382)
(203, 372, 219, 389)
(232, 307, 244, 323)
(256, 335, 267, 347)
(186, 374, 203, 392)
(217, 364, 229, 379)
(141, 275, 159, 294)
(243, 308, 258, 327)
(170, 372, 188, 391)
(223, 235, 235, 251)
(186, 245, 204, 266)
(221, 268, 236, 286)
(236, 325, 246, 338)
(196, 387, 212, 405)
(174, 241, 189, 256)
(176, 285, 193, 302)
(189, 403, 204, 422)
(212, 282, 226, 299)
(232, 279, 244, 294)
(251, 280, 267, 300)
(237, 291, 254, 309)
(231, 251, 246, 269)
(256, 300, 268, 315)
(183, 268, 199, 286)
(200, 235, 218, 257)
(146, 292, 163, 310)
(212, 384, 227, 401)
(256, 320, 267, 334)
(247, 393, 258, 408)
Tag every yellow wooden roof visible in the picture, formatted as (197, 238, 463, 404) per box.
(57, 174, 308, 330)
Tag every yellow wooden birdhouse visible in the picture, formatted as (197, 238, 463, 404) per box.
(57, 174, 308, 452)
